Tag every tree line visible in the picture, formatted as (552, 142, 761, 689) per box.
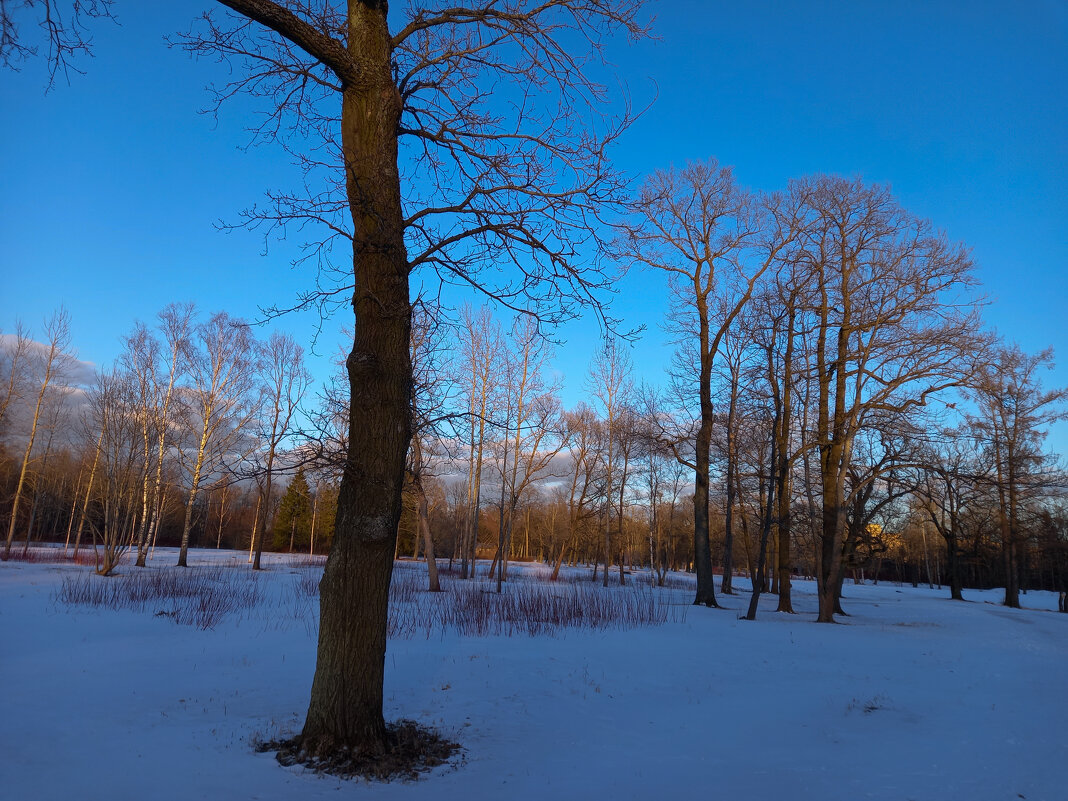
(0, 305, 325, 573)
(4, 220, 1067, 616)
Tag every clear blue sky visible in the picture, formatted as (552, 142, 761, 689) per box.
(1, 1, 1065, 450)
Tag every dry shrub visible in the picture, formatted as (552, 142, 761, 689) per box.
(635, 572, 698, 591)
(56, 566, 263, 630)
(56, 556, 685, 637)
(436, 580, 680, 636)
(4, 546, 100, 566)
(293, 566, 321, 599)
(370, 562, 686, 638)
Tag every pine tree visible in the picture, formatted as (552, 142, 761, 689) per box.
(273, 469, 312, 552)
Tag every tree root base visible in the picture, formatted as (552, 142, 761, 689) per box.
(260, 720, 462, 781)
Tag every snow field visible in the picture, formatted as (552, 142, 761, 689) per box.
(1, 550, 1064, 801)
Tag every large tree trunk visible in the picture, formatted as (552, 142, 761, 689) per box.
(1002, 471, 1021, 608)
(720, 374, 738, 594)
(774, 475, 793, 612)
(177, 441, 207, 568)
(745, 438, 776, 621)
(692, 320, 718, 607)
(946, 534, 964, 601)
(773, 308, 796, 613)
(817, 463, 847, 623)
(298, 1, 411, 755)
(253, 469, 273, 570)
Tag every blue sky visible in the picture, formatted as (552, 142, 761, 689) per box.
(1, 0, 1065, 450)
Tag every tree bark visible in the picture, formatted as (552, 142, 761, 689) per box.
(298, 0, 411, 754)
(721, 382, 737, 594)
(692, 309, 718, 607)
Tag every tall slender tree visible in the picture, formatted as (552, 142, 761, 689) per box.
(0, 320, 31, 439)
(456, 305, 503, 579)
(176, 312, 260, 567)
(252, 331, 311, 570)
(616, 162, 805, 606)
(966, 345, 1067, 608)
(139, 303, 194, 567)
(588, 339, 634, 586)
(4, 309, 74, 559)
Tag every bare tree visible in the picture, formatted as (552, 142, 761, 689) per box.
(739, 274, 810, 616)
(915, 428, 989, 601)
(455, 305, 503, 579)
(17, 376, 72, 556)
(711, 302, 755, 596)
(121, 322, 160, 567)
(635, 391, 688, 587)
(176, 312, 260, 567)
(587, 338, 633, 586)
(615, 161, 804, 606)
(252, 331, 311, 570)
(966, 344, 1067, 608)
(491, 315, 564, 591)
(611, 404, 642, 583)
(84, 365, 142, 575)
(4, 309, 74, 559)
(408, 299, 451, 592)
(0, 0, 113, 88)
(211, 480, 238, 548)
(555, 403, 602, 580)
(69, 428, 102, 557)
(798, 176, 981, 622)
(139, 303, 195, 566)
(0, 320, 31, 439)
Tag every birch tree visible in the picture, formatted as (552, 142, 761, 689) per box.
(121, 323, 159, 567)
(4, 309, 74, 559)
(176, 312, 260, 567)
(139, 303, 195, 566)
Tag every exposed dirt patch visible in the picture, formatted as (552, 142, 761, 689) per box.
(261, 720, 462, 781)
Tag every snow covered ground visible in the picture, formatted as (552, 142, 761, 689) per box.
(1, 549, 1065, 801)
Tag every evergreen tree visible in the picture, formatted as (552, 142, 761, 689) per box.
(273, 469, 312, 552)
(310, 478, 339, 555)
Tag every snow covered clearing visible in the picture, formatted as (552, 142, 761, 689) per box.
(1, 549, 1064, 801)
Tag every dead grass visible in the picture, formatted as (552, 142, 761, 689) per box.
(635, 572, 699, 591)
(3, 546, 99, 566)
(56, 566, 263, 630)
(289, 561, 687, 638)
(53, 555, 686, 636)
